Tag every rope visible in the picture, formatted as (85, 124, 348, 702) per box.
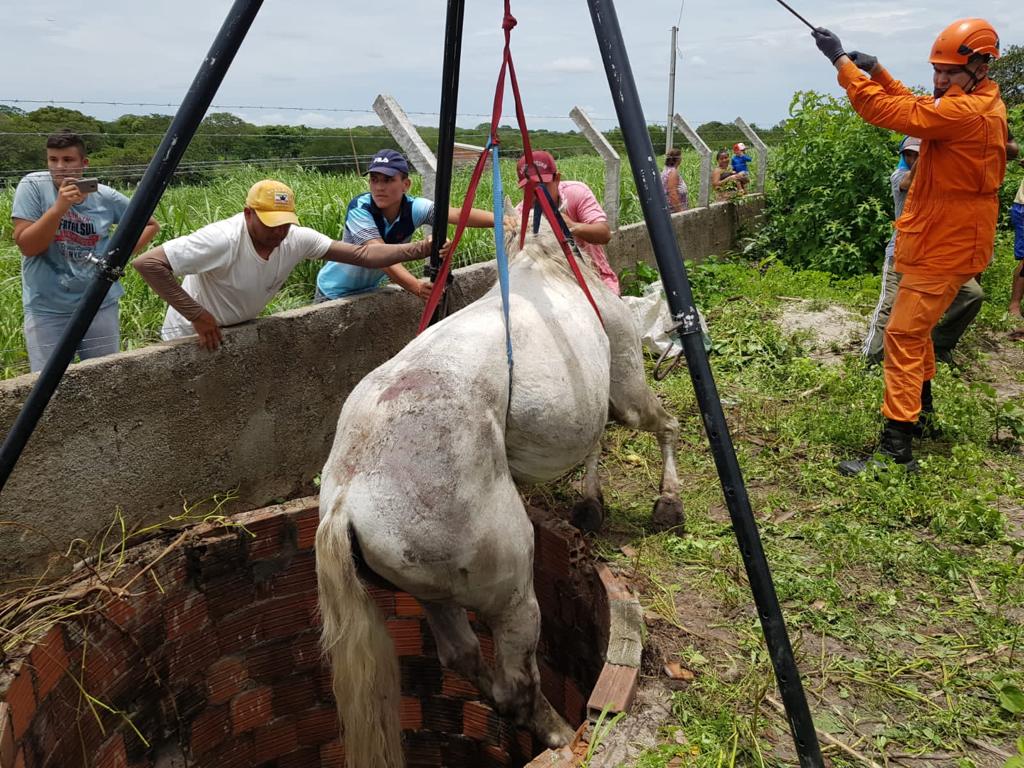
(398, 0, 610, 335)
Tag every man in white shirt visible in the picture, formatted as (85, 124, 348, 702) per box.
(133, 179, 433, 350)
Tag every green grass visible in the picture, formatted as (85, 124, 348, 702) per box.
(573, 236, 1024, 767)
(0, 151, 709, 378)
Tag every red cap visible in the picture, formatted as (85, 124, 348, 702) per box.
(516, 151, 559, 188)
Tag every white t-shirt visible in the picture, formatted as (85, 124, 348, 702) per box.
(161, 213, 331, 340)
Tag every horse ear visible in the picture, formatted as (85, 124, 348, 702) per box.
(502, 196, 521, 236)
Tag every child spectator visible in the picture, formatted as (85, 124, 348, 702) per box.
(731, 142, 753, 192)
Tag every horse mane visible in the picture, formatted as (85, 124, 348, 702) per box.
(505, 211, 601, 287)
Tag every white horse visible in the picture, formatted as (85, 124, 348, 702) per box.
(315, 208, 682, 767)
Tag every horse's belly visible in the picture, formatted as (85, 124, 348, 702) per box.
(504, 345, 610, 483)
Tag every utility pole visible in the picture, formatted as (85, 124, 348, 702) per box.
(666, 25, 678, 153)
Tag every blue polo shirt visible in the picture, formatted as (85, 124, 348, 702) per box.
(316, 192, 434, 299)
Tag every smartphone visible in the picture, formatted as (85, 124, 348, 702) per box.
(71, 178, 99, 194)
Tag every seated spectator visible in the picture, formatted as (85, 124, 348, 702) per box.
(133, 179, 433, 350)
(661, 147, 689, 213)
(711, 150, 746, 202)
(315, 149, 493, 303)
(11, 129, 160, 371)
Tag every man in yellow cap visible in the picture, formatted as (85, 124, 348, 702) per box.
(133, 179, 433, 350)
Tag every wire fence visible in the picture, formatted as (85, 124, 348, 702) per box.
(0, 142, 650, 187)
(0, 97, 624, 123)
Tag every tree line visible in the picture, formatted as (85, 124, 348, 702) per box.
(0, 104, 783, 185)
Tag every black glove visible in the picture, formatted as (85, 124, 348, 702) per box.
(812, 27, 845, 63)
(847, 50, 878, 73)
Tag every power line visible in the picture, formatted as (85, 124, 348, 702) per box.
(0, 97, 622, 123)
(0, 128, 508, 140)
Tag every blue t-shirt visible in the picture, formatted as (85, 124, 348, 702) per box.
(731, 154, 752, 174)
(316, 192, 434, 299)
(12, 171, 129, 314)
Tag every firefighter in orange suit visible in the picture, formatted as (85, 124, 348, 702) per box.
(811, 19, 1008, 475)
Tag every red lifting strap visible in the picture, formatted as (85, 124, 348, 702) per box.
(417, 0, 602, 334)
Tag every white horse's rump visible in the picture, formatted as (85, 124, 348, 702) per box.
(316, 214, 681, 767)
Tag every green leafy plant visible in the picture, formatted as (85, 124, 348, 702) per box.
(1004, 737, 1024, 768)
(619, 261, 661, 297)
(749, 90, 897, 276)
(580, 704, 626, 767)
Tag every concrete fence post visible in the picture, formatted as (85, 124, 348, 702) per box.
(733, 117, 768, 193)
(373, 93, 438, 202)
(569, 106, 620, 230)
(671, 113, 712, 208)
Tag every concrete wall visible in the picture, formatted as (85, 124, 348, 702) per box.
(0, 197, 763, 576)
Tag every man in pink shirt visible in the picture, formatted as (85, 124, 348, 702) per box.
(516, 151, 618, 294)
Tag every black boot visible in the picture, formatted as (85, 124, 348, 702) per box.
(912, 379, 944, 439)
(838, 419, 919, 476)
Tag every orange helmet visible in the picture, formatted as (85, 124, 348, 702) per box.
(929, 18, 1000, 65)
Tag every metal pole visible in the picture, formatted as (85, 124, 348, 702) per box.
(426, 0, 466, 324)
(0, 0, 264, 492)
(666, 25, 678, 153)
(586, 1, 824, 765)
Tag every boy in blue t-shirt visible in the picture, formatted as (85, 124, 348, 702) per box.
(11, 130, 160, 372)
(315, 149, 493, 302)
(730, 143, 752, 193)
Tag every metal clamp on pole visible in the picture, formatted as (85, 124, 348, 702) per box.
(653, 310, 703, 380)
(84, 253, 126, 283)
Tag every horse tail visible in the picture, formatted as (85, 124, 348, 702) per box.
(316, 489, 403, 768)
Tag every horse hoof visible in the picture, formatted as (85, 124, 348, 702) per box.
(532, 701, 575, 749)
(651, 495, 685, 532)
(571, 497, 605, 533)
(539, 720, 576, 749)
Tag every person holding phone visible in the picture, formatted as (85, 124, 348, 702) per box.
(11, 129, 160, 372)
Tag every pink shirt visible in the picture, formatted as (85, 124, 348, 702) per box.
(518, 180, 618, 294)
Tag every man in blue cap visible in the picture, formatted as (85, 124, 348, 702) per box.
(315, 149, 493, 302)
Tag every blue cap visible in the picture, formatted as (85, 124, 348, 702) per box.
(366, 149, 410, 177)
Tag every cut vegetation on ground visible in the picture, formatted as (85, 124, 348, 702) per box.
(534, 236, 1024, 768)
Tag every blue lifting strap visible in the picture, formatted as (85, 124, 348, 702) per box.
(489, 142, 514, 376)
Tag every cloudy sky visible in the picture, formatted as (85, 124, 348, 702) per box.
(2, 0, 1021, 135)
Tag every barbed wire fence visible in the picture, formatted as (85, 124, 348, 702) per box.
(0, 94, 758, 379)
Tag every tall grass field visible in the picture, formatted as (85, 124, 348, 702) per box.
(0, 150, 710, 379)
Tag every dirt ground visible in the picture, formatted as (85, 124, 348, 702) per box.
(573, 307, 1024, 768)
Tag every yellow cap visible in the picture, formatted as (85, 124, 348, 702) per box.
(245, 180, 300, 227)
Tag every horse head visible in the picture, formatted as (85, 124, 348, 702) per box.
(501, 196, 599, 286)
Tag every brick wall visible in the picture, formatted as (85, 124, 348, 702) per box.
(0, 498, 640, 768)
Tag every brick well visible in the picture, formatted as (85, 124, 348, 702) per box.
(0, 497, 640, 767)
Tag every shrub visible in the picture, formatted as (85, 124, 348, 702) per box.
(750, 91, 899, 277)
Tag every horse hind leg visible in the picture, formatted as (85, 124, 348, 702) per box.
(483, 591, 574, 749)
(610, 377, 684, 532)
(423, 601, 494, 699)
(571, 441, 605, 534)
